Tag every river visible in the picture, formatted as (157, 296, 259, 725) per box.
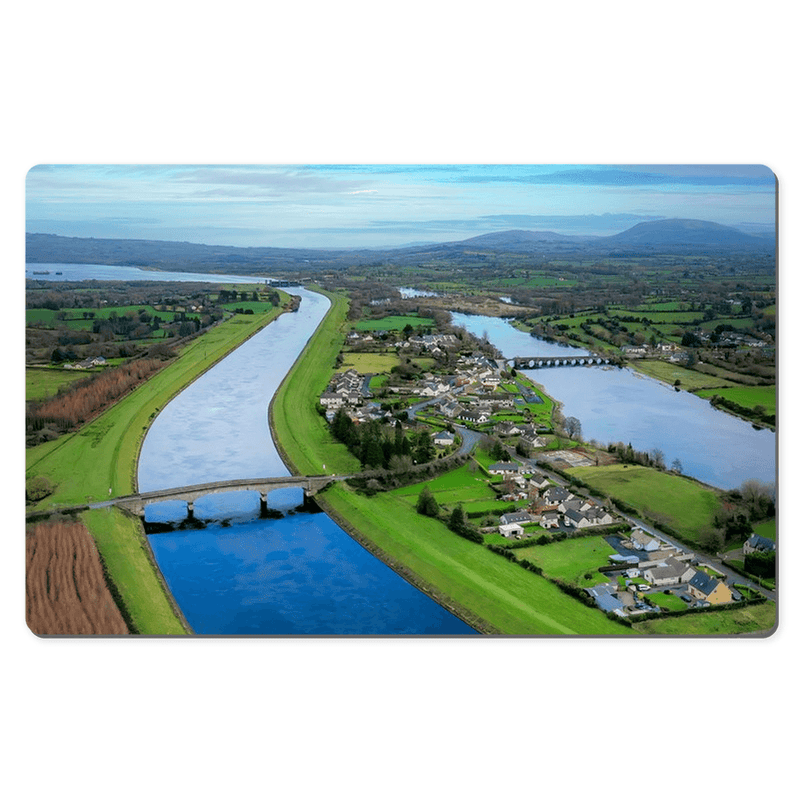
(451, 312, 775, 490)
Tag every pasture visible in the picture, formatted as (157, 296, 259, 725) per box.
(353, 315, 434, 331)
(566, 464, 721, 545)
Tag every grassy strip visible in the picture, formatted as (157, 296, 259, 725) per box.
(81, 507, 190, 634)
(26, 304, 286, 511)
(269, 288, 361, 476)
(628, 359, 738, 391)
(631, 601, 776, 635)
(566, 464, 721, 546)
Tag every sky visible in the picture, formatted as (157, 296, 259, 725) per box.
(26, 164, 776, 250)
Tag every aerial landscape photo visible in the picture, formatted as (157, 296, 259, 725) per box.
(24, 164, 778, 636)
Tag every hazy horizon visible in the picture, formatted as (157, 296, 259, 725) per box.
(26, 164, 776, 250)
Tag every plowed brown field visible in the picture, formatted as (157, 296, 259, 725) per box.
(26, 519, 129, 635)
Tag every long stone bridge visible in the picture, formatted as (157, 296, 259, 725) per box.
(511, 354, 612, 369)
(112, 475, 339, 520)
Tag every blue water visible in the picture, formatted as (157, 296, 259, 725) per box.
(148, 511, 474, 635)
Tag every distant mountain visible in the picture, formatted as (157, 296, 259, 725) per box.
(26, 217, 775, 275)
(604, 218, 774, 248)
(461, 229, 576, 248)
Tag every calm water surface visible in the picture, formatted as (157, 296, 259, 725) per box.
(451, 312, 775, 489)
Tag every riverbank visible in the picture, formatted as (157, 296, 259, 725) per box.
(26, 295, 294, 634)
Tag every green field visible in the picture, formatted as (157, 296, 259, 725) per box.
(567, 464, 721, 546)
(393, 462, 498, 506)
(695, 385, 776, 415)
(630, 360, 738, 391)
(339, 351, 401, 373)
(648, 591, 688, 611)
(26, 367, 93, 401)
(631, 601, 776, 635)
(512, 536, 618, 587)
(353, 315, 434, 331)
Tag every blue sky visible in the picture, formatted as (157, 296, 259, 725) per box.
(26, 164, 776, 249)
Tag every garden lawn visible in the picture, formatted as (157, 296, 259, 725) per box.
(649, 592, 688, 611)
(321, 484, 631, 635)
(567, 464, 721, 546)
(512, 536, 618, 587)
(82, 507, 188, 634)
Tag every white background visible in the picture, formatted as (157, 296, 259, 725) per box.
(5, 3, 795, 798)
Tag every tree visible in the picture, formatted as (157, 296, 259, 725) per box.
(671, 458, 683, 474)
(448, 504, 466, 534)
(564, 416, 582, 440)
(650, 448, 665, 470)
(416, 486, 439, 517)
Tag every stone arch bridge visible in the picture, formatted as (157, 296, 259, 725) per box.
(511, 355, 612, 369)
(113, 475, 339, 520)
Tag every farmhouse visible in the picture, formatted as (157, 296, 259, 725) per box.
(433, 431, 455, 447)
(459, 409, 491, 425)
(743, 534, 775, 555)
(488, 462, 521, 476)
(586, 585, 625, 614)
(500, 510, 533, 526)
(687, 572, 734, 605)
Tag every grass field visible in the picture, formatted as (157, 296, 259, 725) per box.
(629, 360, 738, 391)
(321, 484, 632, 635)
(631, 601, 776, 635)
(393, 462, 498, 506)
(339, 351, 401, 373)
(26, 367, 92, 401)
(567, 464, 721, 545)
(512, 536, 618, 587)
(752, 518, 776, 541)
(695, 385, 776, 415)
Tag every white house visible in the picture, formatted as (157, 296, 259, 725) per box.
(498, 523, 524, 539)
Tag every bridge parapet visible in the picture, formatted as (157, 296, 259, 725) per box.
(113, 475, 337, 518)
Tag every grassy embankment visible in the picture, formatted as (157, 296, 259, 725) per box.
(270, 290, 631, 635)
(26, 297, 290, 634)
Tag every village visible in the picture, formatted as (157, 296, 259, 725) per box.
(316, 324, 768, 620)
